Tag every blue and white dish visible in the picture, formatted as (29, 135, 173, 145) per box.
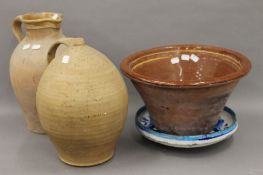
(136, 106, 238, 148)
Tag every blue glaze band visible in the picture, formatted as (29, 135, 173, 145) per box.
(135, 106, 237, 141)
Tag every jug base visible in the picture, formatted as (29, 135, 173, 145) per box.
(58, 151, 114, 167)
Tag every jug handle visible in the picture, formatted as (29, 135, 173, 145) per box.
(47, 37, 85, 63)
(12, 15, 24, 42)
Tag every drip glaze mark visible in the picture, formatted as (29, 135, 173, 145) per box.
(87, 113, 108, 118)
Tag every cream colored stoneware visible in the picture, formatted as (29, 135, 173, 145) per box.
(36, 38, 128, 166)
(10, 12, 65, 133)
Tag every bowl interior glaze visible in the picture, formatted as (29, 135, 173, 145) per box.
(121, 45, 251, 87)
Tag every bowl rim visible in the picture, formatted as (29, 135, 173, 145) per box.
(120, 44, 251, 88)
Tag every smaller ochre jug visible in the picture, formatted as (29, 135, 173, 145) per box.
(10, 12, 65, 133)
(36, 37, 128, 166)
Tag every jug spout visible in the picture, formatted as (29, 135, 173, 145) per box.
(13, 12, 63, 41)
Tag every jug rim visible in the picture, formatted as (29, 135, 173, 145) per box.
(18, 12, 63, 23)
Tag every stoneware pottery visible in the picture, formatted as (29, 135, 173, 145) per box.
(121, 44, 251, 135)
(136, 105, 237, 148)
(36, 37, 128, 166)
(10, 12, 65, 133)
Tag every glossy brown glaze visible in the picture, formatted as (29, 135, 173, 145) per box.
(121, 44, 251, 135)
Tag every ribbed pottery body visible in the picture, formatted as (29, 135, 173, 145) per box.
(36, 38, 128, 166)
(10, 12, 64, 133)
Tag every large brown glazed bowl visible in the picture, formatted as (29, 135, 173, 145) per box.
(121, 44, 251, 136)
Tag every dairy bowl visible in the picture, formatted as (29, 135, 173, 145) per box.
(121, 44, 251, 135)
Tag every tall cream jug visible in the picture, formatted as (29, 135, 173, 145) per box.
(10, 12, 64, 133)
